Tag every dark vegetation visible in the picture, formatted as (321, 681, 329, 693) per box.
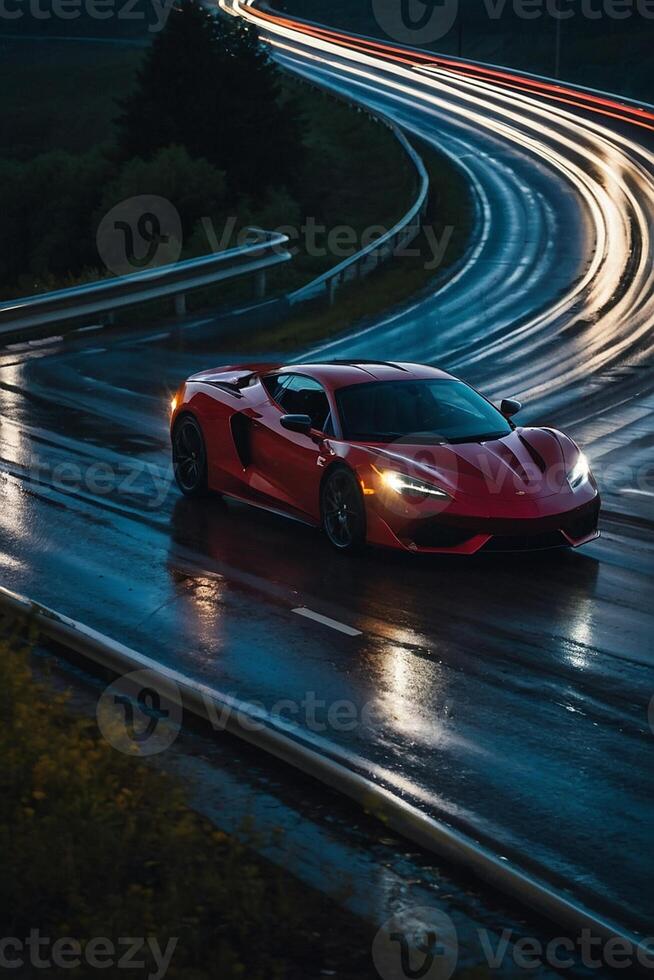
(0, 618, 384, 978)
(0, 0, 473, 345)
(0, 1, 417, 299)
(233, 139, 474, 351)
(116, 1, 301, 193)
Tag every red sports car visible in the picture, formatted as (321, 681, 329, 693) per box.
(170, 361, 600, 554)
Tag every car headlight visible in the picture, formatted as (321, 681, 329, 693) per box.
(567, 452, 590, 489)
(381, 470, 449, 499)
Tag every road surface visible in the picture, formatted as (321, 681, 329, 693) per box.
(1, 0, 653, 950)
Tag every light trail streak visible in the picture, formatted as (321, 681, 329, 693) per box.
(224, 0, 654, 403)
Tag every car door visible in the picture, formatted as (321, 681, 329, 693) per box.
(248, 373, 332, 520)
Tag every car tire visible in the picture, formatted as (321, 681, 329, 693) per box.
(321, 466, 367, 552)
(172, 415, 209, 497)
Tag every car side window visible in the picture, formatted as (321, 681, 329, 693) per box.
(262, 373, 292, 403)
(276, 375, 331, 432)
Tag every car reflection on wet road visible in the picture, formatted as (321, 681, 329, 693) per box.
(0, 329, 651, 939)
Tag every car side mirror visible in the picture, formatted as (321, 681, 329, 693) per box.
(280, 413, 313, 434)
(500, 398, 522, 419)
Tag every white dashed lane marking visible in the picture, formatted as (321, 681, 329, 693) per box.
(292, 607, 362, 637)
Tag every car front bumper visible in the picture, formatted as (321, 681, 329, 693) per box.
(365, 492, 601, 555)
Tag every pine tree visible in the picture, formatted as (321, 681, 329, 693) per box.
(116, 0, 302, 195)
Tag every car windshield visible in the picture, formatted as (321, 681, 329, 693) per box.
(335, 379, 513, 444)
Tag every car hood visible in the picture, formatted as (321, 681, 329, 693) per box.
(362, 427, 566, 500)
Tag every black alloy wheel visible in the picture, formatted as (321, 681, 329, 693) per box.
(173, 415, 208, 496)
(321, 466, 366, 551)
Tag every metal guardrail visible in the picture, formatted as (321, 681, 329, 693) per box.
(1, 582, 651, 969)
(0, 230, 291, 339)
(0, 62, 428, 339)
(0, 71, 428, 339)
(239, 5, 431, 308)
(288, 103, 430, 308)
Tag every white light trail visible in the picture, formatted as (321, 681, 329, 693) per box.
(228, 0, 654, 402)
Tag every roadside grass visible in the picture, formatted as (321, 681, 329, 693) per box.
(0, 618, 498, 979)
(229, 138, 474, 352)
(0, 618, 382, 978)
(113, 133, 474, 346)
(182, 78, 423, 304)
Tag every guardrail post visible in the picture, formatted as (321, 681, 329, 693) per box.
(255, 270, 267, 300)
(0, 229, 291, 340)
(174, 293, 187, 317)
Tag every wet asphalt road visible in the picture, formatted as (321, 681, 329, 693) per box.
(2, 5, 654, 948)
(0, 326, 652, 941)
(263, 21, 654, 526)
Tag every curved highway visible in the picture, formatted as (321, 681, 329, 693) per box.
(228, 0, 654, 522)
(1, 0, 653, 952)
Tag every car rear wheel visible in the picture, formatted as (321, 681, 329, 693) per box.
(321, 466, 366, 552)
(173, 415, 208, 496)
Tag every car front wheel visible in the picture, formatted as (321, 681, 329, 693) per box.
(172, 415, 208, 497)
(320, 466, 366, 552)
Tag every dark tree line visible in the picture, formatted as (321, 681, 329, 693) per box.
(0, 1, 305, 294)
(116, 0, 303, 195)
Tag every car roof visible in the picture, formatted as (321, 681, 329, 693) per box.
(279, 361, 454, 389)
